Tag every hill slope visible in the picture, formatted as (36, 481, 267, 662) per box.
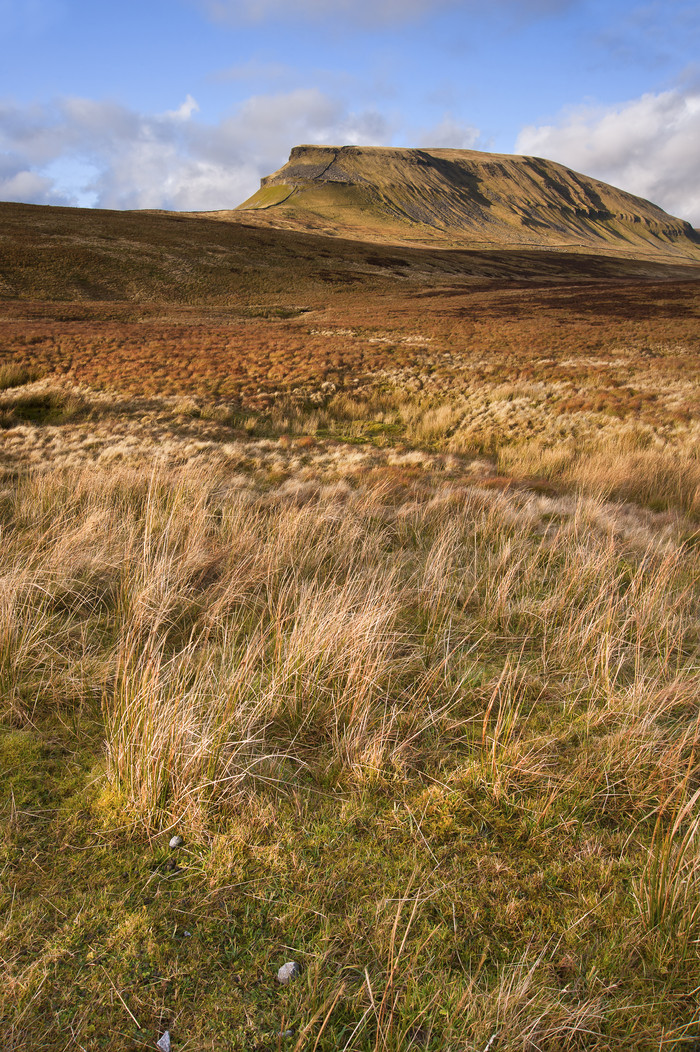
(2, 199, 699, 307)
(232, 144, 700, 259)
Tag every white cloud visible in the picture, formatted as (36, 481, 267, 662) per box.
(197, 88, 389, 167)
(0, 162, 67, 205)
(515, 88, 700, 226)
(418, 115, 482, 150)
(0, 90, 394, 211)
(165, 94, 200, 121)
(214, 59, 293, 83)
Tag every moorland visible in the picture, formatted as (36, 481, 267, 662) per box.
(2, 150, 700, 1051)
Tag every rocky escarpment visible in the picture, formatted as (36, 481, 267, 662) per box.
(236, 145, 700, 258)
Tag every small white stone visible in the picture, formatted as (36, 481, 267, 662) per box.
(156, 1031, 171, 1052)
(169, 835, 184, 850)
(277, 961, 300, 985)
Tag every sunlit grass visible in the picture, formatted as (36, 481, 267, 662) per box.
(2, 455, 700, 1048)
(2, 206, 700, 1048)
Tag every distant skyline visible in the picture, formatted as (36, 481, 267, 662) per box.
(1, 0, 698, 224)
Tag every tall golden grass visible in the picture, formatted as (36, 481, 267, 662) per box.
(4, 447, 700, 1046)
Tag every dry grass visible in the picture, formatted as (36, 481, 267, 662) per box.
(2, 202, 700, 1049)
(0, 363, 43, 390)
(3, 267, 700, 522)
(2, 451, 700, 1049)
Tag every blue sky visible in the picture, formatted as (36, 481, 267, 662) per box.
(1, 0, 699, 223)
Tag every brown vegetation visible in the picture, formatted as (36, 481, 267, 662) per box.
(1, 199, 700, 1050)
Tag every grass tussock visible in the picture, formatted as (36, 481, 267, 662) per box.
(0, 383, 87, 429)
(498, 436, 700, 516)
(3, 459, 700, 1049)
(0, 362, 43, 390)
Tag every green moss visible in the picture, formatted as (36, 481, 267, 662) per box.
(0, 728, 44, 806)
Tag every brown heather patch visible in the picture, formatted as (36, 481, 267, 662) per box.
(2, 279, 699, 419)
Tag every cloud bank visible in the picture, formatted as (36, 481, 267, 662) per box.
(5, 83, 697, 226)
(515, 88, 700, 226)
(0, 90, 392, 210)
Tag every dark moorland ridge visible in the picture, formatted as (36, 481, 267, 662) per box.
(223, 144, 700, 260)
(0, 201, 699, 310)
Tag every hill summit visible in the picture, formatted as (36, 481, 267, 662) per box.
(235, 144, 700, 259)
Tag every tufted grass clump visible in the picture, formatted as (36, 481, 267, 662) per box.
(3, 453, 700, 1050)
(0, 363, 43, 390)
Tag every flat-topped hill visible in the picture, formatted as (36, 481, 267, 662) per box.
(231, 144, 700, 260)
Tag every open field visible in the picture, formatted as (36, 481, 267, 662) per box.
(2, 202, 700, 1050)
(2, 259, 700, 512)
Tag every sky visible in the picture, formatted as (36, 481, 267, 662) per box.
(1, 0, 699, 224)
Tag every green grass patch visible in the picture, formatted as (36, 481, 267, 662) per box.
(237, 183, 295, 210)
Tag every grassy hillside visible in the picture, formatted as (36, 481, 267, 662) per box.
(2, 200, 700, 1049)
(234, 145, 700, 259)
